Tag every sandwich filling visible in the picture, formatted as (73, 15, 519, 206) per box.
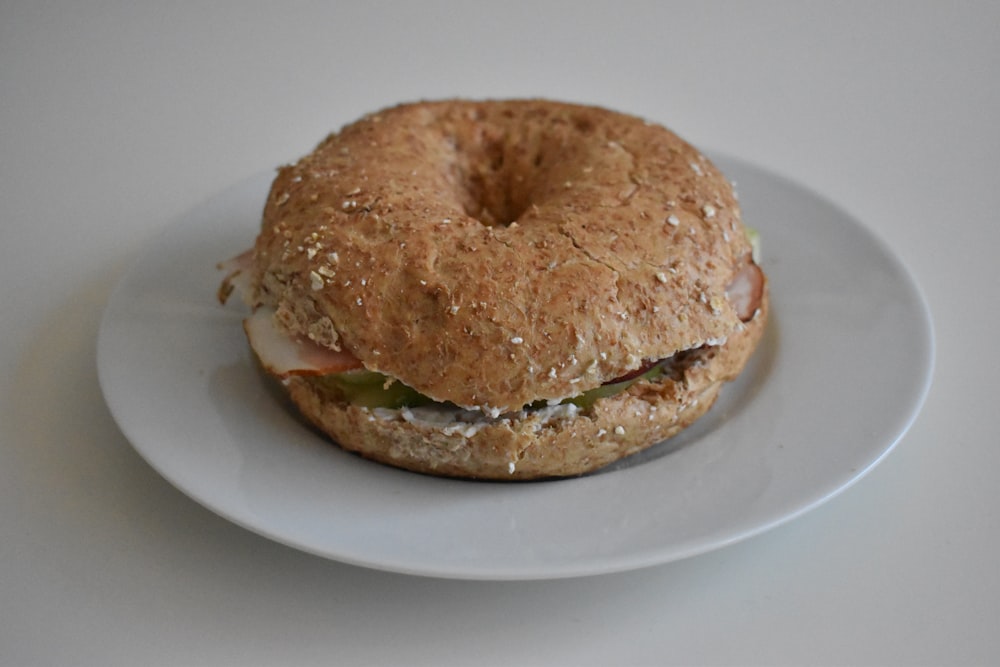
(221, 236, 763, 421)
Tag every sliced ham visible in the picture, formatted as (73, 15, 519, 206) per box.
(235, 260, 762, 386)
(726, 261, 765, 322)
(243, 307, 363, 377)
(217, 249, 256, 305)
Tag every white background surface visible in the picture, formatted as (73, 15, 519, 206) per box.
(1, 2, 995, 665)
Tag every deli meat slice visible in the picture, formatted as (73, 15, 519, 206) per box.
(243, 307, 362, 377)
(726, 261, 765, 322)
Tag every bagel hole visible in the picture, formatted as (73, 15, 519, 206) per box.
(460, 172, 530, 227)
(456, 137, 530, 227)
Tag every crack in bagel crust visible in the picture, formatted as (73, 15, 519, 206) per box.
(246, 100, 766, 423)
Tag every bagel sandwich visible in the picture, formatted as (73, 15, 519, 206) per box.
(218, 99, 767, 480)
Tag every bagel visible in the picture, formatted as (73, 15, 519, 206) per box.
(219, 99, 768, 480)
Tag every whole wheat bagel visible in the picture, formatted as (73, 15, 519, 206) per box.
(222, 99, 768, 479)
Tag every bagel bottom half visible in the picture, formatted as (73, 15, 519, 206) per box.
(274, 291, 767, 481)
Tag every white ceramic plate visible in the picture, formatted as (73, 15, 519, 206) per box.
(97, 156, 934, 580)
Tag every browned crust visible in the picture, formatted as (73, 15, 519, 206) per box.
(247, 99, 760, 412)
(279, 286, 767, 480)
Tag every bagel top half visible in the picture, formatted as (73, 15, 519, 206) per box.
(230, 99, 762, 415)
